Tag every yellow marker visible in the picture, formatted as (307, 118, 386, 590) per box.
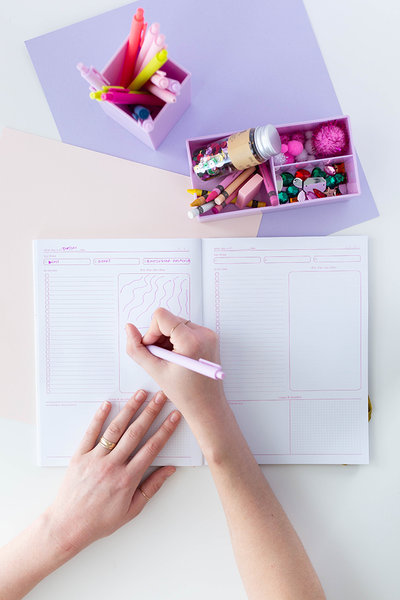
(89, 91, 103, 100)
(129, 50, 168, 91)
(102, 85, 125, 92)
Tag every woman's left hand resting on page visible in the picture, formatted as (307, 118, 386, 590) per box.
(0, 390, 180, 600)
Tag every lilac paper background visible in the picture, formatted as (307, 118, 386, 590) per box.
(25, 0, 378, 236)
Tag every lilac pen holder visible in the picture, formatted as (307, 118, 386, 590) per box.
(97, 38, 191, 150)
(186, 115, 360, 222)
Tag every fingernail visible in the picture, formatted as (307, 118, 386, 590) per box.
(169, 411, 181, 423)
(154, 391, 166, 404)
(166, 468, 176, 478)
(125, 324, 129, 336)
(135, 390, 146, 402)
(101, 401, 110, 412)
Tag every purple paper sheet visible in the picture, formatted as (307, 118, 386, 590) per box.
(25, 0, 378, 236)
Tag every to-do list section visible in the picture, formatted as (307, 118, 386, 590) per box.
(34, 239, 203, 467)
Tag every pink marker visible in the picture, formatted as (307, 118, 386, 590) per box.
(132, 22, 161, 79)
(77, 63, 110, 90)
(165, 77, 181, 94)
(150, 72, 169, 89)
(139, 34, 166, 72)
(101, 91, 164, 105)
(140, 114, 155, 132)
(143, 82, 176, 103)
(146, 344, 225, 380)
(206, 170, 244, 203)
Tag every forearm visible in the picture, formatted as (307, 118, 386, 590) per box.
(0, 510, 79, 600)
(185, 405, 325, 600)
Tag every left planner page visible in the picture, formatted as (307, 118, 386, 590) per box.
(33, 239, 204, 467)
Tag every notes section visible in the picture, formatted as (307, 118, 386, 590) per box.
(289, 271, 362, 391)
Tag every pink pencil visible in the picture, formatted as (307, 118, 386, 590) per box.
(101, 91, 164, 105)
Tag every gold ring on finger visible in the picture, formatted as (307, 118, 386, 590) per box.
(139, 487, 150, 501)
(99, 436, 117, 451)
(169, 319, 190, 338)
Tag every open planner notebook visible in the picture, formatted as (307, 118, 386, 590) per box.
(34, 237, 368, 466)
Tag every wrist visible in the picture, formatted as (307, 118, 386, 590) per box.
(40, 506, 83, 561)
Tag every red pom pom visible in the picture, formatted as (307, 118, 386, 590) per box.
(311, 121, 349, 158)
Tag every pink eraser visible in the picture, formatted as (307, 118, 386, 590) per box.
(236, 174, 263, 209)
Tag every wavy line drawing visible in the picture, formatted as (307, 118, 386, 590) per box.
(120, 273, 190, 332)
(166, 276, 179, 312)
(135, 276, 164, 323)
(120, 276, 143, 295)
(122, 276, 145, 312)
(126, 275, 156, 321)
(176, 279, 184, 316)
(156, 280, 169, 310)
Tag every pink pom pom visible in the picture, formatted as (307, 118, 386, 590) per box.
(284, 153, 294, 164)
(291, 131, 305, 144)
(311, 121, 349, 158)
(287, 140, 303, 156)
(281, 143, 288, 153)
(280, 133, 290, 145)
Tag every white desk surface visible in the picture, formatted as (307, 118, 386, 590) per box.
(1, 1, 400, 598)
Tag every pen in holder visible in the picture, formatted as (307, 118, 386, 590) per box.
(78, 9, 191, 150)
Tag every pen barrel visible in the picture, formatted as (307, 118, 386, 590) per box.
(101, 91, 164, 106)
(146, 344, 224, 380)
(129, 50, 168, 91)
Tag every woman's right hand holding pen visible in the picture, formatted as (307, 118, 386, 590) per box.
(126, 308, 326, 600)
(125, 308, 229, 429)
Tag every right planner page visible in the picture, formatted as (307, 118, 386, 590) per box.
(201, 236, 368, 464)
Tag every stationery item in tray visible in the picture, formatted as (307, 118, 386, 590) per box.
(191, 126, 281, 181)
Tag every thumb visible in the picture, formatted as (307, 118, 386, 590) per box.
(125, 323, 161, 373)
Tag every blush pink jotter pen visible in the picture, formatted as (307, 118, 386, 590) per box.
(146, 344, 225, 380)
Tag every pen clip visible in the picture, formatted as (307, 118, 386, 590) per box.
(140, 22, 148, 48)
(199, 358, 222, 369)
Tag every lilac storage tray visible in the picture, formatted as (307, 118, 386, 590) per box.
(186, 115, 360, 222)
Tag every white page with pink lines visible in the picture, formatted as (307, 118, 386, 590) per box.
(34, 239, 204, 467)
(201, 236, 369, 464)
